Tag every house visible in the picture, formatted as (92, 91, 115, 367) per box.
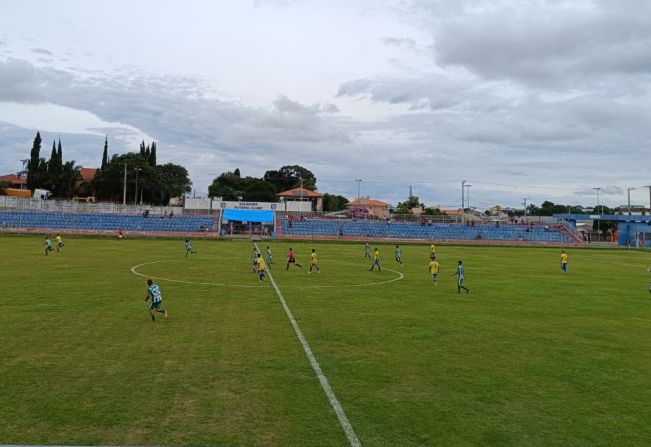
(276, 187, 323, 212)
(76, 167, 97, 197)
(347, 197, 391, 218)
(0, 173, 28, 189)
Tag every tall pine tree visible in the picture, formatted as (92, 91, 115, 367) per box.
(101, 137, 109, 170)
(57, 138, 63, 167)
(149, 141, 157, 166)
(26, 131, 44, 190)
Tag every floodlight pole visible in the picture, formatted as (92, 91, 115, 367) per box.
(627, 187, 636, 215)
(593, 187, 601, 242)
(355, 179, 362, 201)
(522, 197, 529, 218)
(134, 168, 142, 204)
(645, 186, 651, 216)
(122, 163, 128, 205)
(465, 184, 472, 211)
(461, 180, 466, 211)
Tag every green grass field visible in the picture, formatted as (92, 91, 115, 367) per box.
(2, 235, 651, 446)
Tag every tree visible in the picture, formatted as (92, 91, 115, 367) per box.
(323, 193, 349, 212)
(46, 139, 62, 194)
(93, 153, 149, 203)
(149, 141, 157, 167)
(156, 163, 192, 202)
(0, 180, 11, 195)
(26, 131, 47, 191)
(263, 165, 316, 192)
(395, 195, 423, 214)
(101, 137, 109, 170)
(208, 170, 276, 202)
(423, 207, 443, 216)
(240, 178, 276, 202)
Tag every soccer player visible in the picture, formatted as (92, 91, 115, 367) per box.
(364, 242, 371, 259)
(647, 265, 651, 293)
(560, 250, 568, 274)
(43, 236, 53, 255)
(252, 246, 261, 272)
(309, 248, 320, 274)
(184, 239, 197, 257)
(55, 234, 64, 252)
(256, 253, 267, 281)
(144, 278, 168, 322)
(286, 247, 302, 270)
(451, 260, 469, 294)
(429, 256, 440, 286)
(266, 246, 274, 267)
(430, 243, 436, 258)
(369, 247, 381, 271)
(394, 244, 403, 265)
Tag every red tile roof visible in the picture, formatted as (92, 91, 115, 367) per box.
(277, 187, 323, 198)
(348, 198, 390, 207)
(79, 168, 97, 181)
(0, 174, 27, 185)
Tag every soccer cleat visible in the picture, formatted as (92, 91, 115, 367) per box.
(164, 310, 168, 318)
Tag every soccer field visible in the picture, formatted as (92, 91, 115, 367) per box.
(1, 235, 651, 446)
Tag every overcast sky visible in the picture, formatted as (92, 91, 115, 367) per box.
(1, 0, 651, 210)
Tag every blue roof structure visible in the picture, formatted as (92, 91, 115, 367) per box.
(223, 209, 274, 223)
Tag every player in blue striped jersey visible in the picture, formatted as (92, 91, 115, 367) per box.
(145, 278, 168, 321)
(185, 239, 197, 257)
(452, 260, 469, 294)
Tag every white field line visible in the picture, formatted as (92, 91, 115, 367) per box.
(256, 244, 362, 447)
(130, 259, 266, 288)
(131, 258, 404, 289)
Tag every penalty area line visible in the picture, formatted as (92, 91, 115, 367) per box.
(255, 244, 362, 447)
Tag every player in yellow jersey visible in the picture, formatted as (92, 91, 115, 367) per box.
(429, 256, 440, 286)
(560, 250, 568, 273)
(369, 247, 381, 271)
(256, 253, 267, 281)
(55, 234, 64, 252)
(430, 243, 436, 259)
(308, 248, 320, 274)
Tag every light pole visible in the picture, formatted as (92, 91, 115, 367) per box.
(627, 187, 636, 215)
(122, 163, 128, 205)
(593, 187, 601, 214)
(593, 187, 601, 242)
(461, 180, 466, 211)
(465, 184, 472, 211)
(522, 197, 530, 218)
(355, 179, 362, 201)
(134, 168, 142, 204)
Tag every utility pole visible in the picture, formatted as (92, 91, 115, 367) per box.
(122, 163, 128, 205)
(355, 179, 362, 201)
(409, 184, 413, 199)
(522, 197, 530, 217)
(461, 180, 466, 211)
(134, 168, 142, 204)
(627, 187, 636, 215)
(592, 187, 601, 214)
(645, 186, 651, 216)
(465, 184, 472, 211)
